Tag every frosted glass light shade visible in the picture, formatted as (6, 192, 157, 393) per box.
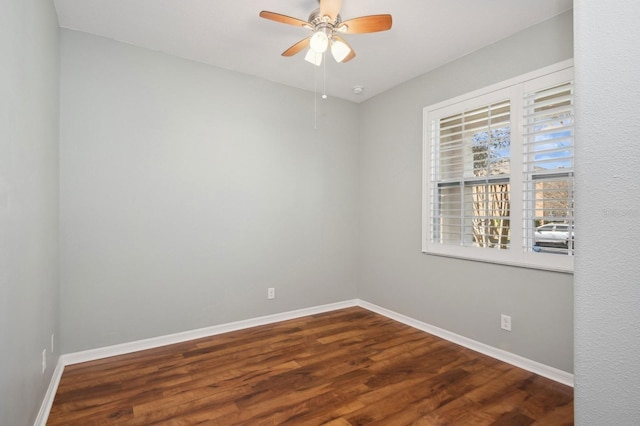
(305, 49, 323, 66)
(331, 39, 351, 62)
(310, 30, 329, 53)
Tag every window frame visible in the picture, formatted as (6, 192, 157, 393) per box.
(422, 60, 574, 272)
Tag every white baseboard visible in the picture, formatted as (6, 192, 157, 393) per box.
(356, 299, 574, 387)
(34, 358, 65, 426)
(35, 298, 573, 425)
(60, 300, 358, 366)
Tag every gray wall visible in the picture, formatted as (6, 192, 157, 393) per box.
(59, 30, 360, 353)
(574, 1, 640, 424)
(357, 11, 575, 373)
(0, 0, 60, 424)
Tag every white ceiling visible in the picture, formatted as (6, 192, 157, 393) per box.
(52, 0, 573, 103)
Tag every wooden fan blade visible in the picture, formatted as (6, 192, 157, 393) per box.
(320, 0, 342, 21)
(342, 49, 356, 63)
(259, 11, 310, 28)
(331, 35, 356, 63)
(282, 37, 311, 57)
(339, 14, 392, 34)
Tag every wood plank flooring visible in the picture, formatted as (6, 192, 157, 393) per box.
(48, 307, 573, 425)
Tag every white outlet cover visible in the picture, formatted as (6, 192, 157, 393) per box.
(501, 314, 512, 331)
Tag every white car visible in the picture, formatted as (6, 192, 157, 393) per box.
(534, 223, 574, 248)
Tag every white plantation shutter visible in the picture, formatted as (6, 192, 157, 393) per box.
(430, 99, 511, 249)
(423, 61, 575, 271)
(522, 78, 575, 256)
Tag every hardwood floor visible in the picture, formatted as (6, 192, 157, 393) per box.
(48, 307, 573, 425)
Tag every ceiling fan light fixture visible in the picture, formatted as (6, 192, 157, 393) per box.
(305, 48, 323, 66)
(309, 29, 329, 53)
(259, 2, 393, 66)
(330, 38, 351, 62)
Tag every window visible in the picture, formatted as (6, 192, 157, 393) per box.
(423, 61, 574, 271)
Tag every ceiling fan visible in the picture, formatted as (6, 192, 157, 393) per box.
(259, 0, 392, 66)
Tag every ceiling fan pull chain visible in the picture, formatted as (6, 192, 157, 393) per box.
(314, 61, 318, 129)
(322, 52, 327, 100)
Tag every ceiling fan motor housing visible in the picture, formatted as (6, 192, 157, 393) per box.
(308, 8, 342, 28)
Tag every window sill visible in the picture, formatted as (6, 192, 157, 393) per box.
(422, 247, 574, 274)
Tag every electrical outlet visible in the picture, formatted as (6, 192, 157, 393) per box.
(501, 314, 512, 332)
(41, 349, 47, 374)
(267, 287, 275, 300)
